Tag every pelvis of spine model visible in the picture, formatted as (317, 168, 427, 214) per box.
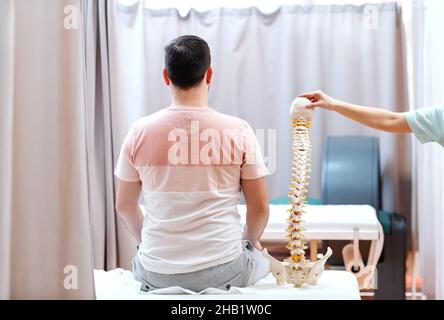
(263, 247, 333, 287)
(262, 97, 333, 287)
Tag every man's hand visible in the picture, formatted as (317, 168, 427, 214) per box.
(241, 177, 269, 250)
(251, 240, 263, 251)
(298, 90, 337, 110)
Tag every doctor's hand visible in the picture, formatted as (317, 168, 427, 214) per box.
(298, 90, 337, 110)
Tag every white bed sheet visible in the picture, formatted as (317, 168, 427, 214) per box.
(94, 269, 361, 300)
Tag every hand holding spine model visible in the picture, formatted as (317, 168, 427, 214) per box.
(262, 97, 332, 287)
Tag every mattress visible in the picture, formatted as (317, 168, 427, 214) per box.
(94, 269, 361, 300)
(238, 204, 381, 241)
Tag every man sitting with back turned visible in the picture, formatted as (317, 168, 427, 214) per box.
(114, 35, 270, 292)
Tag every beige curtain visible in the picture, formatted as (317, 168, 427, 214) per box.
(83, 0, 137, 270)
(0, 0, 94, 299)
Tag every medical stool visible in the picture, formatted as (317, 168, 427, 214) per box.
(321, 136, 406, 300)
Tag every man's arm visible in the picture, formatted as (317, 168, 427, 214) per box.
(241, 177, 269, 251)
(115, 179, 143, 243)
(299, 90, 412, 133)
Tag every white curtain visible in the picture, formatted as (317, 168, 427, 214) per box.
(411, 0, 444, 300)
(109, 1, 410, 218)
(0, 0, 95, 299)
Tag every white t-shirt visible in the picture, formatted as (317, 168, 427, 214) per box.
(114, 106, 269, 274)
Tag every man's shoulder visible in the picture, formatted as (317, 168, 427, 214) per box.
(210, 108, 252, 130)
(131, 107, 254, 133)
(131, 108, 170, 128)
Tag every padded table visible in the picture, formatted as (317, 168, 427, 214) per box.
(94, 269, 361, 300)
(238, 204, 382, 241)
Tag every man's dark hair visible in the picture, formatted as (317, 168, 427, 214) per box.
(164, 35, 211, 89)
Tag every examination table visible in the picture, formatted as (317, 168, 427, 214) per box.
(94, 268, 360, 300)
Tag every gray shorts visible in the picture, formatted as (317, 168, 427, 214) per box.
(132, 240, 270, 292)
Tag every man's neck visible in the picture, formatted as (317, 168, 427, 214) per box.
(171, 85, 209, 108)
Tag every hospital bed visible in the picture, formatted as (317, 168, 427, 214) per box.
(94, 269, 360, 300)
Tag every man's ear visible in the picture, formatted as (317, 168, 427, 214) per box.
(163, 68, 171, 86)
(206, 67, 213, 85)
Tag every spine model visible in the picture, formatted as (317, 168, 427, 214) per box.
(261, 97, 332, 288)
(284, 98, 314, 287)
(286, 118, 312, 269)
